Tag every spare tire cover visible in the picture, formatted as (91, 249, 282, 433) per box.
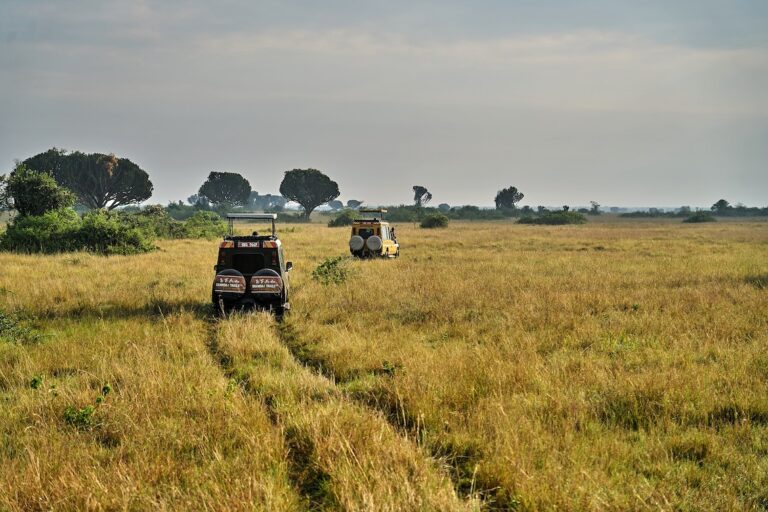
(214, 269, 246, 296)
(349, 235, 364, 251)
(366, 235, 382, 252)
(251, 268, 283, 294)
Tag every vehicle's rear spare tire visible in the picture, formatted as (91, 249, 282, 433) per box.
(366, 235, 382, 252)
(251, 268, 283, 296)
(349, 235, 364, 251)
(213, 269, 246, 300)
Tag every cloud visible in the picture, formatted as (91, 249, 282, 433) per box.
(6, 25, 766, 116)
(1, 1, 766, 206)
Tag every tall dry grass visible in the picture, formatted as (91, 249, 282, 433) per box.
(1, 220, 766, 510)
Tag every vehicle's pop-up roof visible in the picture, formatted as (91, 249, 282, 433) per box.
(357, 209, 387, 222)
(226, 213, 277, 238)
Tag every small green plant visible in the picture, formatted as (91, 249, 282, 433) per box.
(0, 310, 41, 344)
(29, 375, 44, 389)
(420, 213, 449, 228)
(63, 405, 96, 430)
(63, 382, 112, 429)
(312, 257, 349, 285)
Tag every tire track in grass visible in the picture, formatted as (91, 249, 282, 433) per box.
(205, 312, 467, 511)
(204, 315, 336, 509)
(275, 321, 515, 510)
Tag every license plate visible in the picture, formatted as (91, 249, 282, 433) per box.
(238, 241, 260, 248)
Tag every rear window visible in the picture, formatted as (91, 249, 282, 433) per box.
(357, 228, 374, 238)
(232, 253, 265, 275)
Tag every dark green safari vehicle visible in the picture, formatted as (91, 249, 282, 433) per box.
(212, 214, 292, 315)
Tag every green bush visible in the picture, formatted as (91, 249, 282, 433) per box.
(328, 209, 359, 227)
(0, 209, 82, 253)
(117, 205, 184, 239)
(683, 212, 717, 223)
(2, 164, 76, 216)
(0, 209, 155, 255)
(518, 212, 587, 225)
(312, 257, 349, 285)
(76, 210, 155, 255)
(184, 211, 227, 239)
(420, 213, 450, 228)
(0, 310, 41, 344)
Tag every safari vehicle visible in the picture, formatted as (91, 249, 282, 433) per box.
(212, 214, 292, 314)
(349, 209, 399, 258)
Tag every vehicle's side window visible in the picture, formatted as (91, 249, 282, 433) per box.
(382, 226, 389, 239)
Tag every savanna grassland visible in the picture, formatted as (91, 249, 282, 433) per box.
(1, 219, 767, 511)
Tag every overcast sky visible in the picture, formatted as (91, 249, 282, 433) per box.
(1, 1, 766, 207)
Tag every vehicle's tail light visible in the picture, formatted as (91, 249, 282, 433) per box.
(219, 241, 234, 248)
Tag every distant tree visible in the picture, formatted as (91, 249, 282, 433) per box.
(279, 169, 340, 219)
(562, 205, 570, 212)
(187, 194, 209, 207)
(199, 172, 251, 207)
(711, 199, 731, 214)
(23, 148, 153, 210)
(346, 199, 363, 209)
(412, 186, 432, 207)
(494, 186, 524, 210)
(327, 200, 344, 210)
(438, 203, 451, 212)
(589, 201, 601, 215)
(0, 174, 7, 211)
(537, 206, 548, 214)
(248, 191, 287, 211)
(3, 164, 76, 216)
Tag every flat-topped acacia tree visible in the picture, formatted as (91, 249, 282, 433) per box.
(279, 169, 340, 219)
(23, 148, 153, 210)
(198, 171, 251, 207)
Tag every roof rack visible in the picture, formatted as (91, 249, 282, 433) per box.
(226, 213, 277, 237)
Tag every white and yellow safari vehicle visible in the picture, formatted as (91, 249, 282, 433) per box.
(349, 209, 399, 258)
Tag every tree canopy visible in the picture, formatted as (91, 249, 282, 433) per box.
(711, 199, 730, 214)
(279, 169, 340, 219)
(23, 148, 153, 210)
(198, 172, 251, 207)
(412, 186, 432, 207)
(346, 199, 364, 209)
(494, 186, 524, 210)
(2, 164, 76, 216)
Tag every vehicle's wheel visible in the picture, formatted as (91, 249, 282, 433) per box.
(349, 235, 364, 251)
(366, 235, 382, 253)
